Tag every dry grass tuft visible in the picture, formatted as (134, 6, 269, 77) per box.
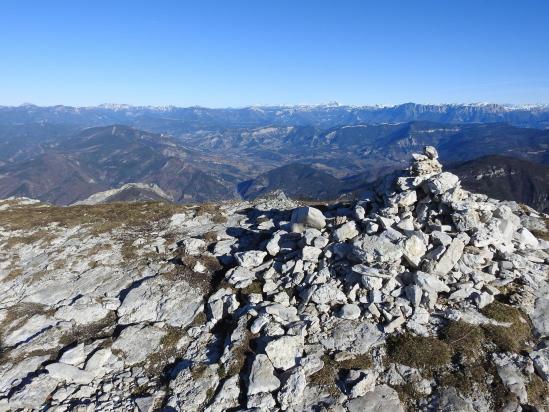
(530, 217, 549, 241)
(240, 281, 263, 296)
(308, 354, 341, 397)
(181, 254, 222, 273)
(480, 302, 533, 352)
(527, 373, 549, 409)
(0, 201, 187, 235)
(194, 203, 227, 224)
(58, 311, 117, 347)
(219, 330, 253, 379)
(442, 321, 485, 363)
(3, 232, 56, 249)
(386, 334, 452, 372)
(336, 353, 373, 370)
(144, 326, 186, 376)
(201, 231, 220, 244)
(392, 382, 422, 411)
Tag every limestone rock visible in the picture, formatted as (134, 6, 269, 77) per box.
(2, 314, 57, 347)
(225, 266, 256, 288)
(493, 354, 528, 403)
(335, 221, 359, 242)
(402, 235, 426, 267)
(423, 172, 460, 195)
(352, 235, 403, 265)
(111, 324, 167, 365)
(432, 237, 466, 276)
(265, 335, 304, 371)
(247, 392, 276, 409)
(117, 275, 203, 327)
(205, 375, 240, 412)
(235, 250, 268, 268)
(291, 206, 326, 230)
(349, 370, 377, 398)
(45, 363, 95, 385)
(7, 374, 59, 410)
(207, 288, 239, 321)
(1, 146, 548, 411)
(532, 296, 549, 337)
(432, 387, 476, 412)
(413, 271, 450, 294)
(530, 348, 549, 382)
(337, 303, 361, 320)
(311, 283, 347, 305)
(346, 384, 403, 412)
(181, 237, 207, 255)
(248, 354, 281, 395)
(301, 245, 322, 262)
(277, 367, 306, 410)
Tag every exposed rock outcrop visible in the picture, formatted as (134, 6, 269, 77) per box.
(0, 147, 547, 411)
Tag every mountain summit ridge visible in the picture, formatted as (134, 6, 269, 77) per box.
(0, 147, 547, 410)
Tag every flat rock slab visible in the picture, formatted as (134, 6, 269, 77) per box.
(346, 384, 404, 412)
(111, 324, 167, 365)
(265, 335, 304, 371)
(117, 276, 203, 327)
(318, 319, 384, 354)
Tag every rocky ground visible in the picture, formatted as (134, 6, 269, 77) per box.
(0, 147, 548, 411)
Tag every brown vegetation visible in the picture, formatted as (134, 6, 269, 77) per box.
(218, 330, 253, 379)
(336, 353, 373, 370)
(480, 301, 533, 352)
(386, 334, 452, 372)
(0, 201, 188, 235)
(308, 354, 341, 396)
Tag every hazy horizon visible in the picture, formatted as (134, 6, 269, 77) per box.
(3, 101, 549, 109)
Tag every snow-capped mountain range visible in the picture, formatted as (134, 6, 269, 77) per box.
(2, 102, 549, 130)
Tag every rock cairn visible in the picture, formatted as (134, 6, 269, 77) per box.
(195, 146, 548, 411)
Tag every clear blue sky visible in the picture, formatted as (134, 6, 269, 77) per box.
(1, 0, 548, 107)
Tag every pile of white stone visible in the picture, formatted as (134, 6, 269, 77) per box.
(198, 146, 548, 411)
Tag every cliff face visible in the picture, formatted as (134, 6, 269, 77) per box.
(0, 148, 548, 411)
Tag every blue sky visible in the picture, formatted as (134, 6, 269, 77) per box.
(1, 0, 548, 107)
